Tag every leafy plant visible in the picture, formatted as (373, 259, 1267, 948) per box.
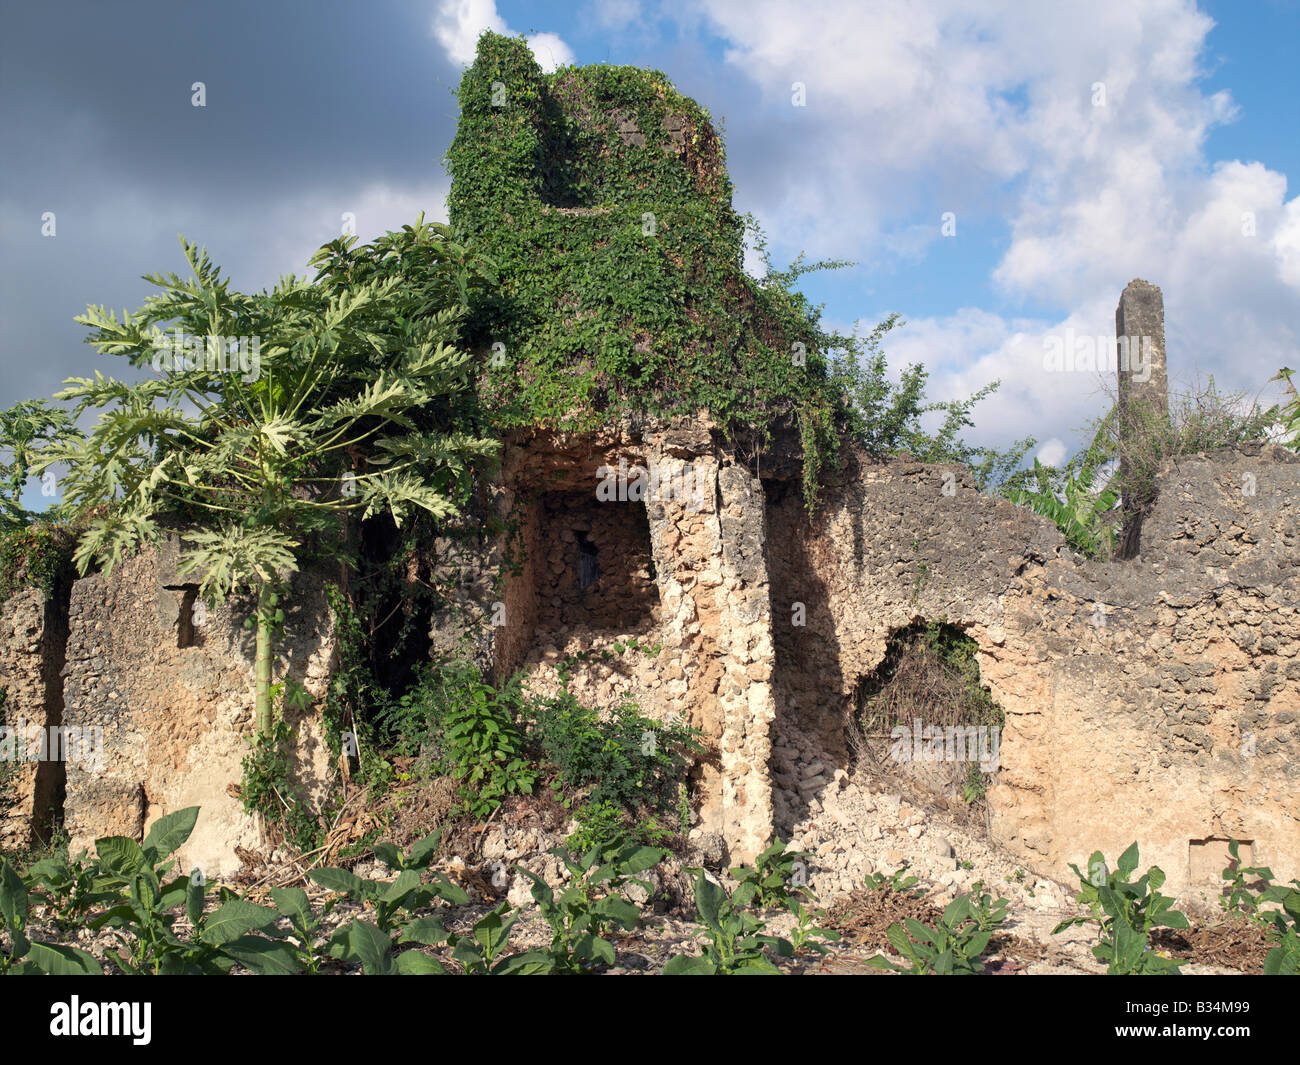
(435, 674, 536, 819)
(1005, 455, 1118, 558)
(328, 915, 451, 975)
(44, 218, 497, 736)
(438, 903, 551, 975)
(268, 886, 335, 974)
(514, 839, 665, 973)
(529, 690, 702, 819)
(88, 808, 293, 975)
(1220, 839, 1276, 919)
(1, 857, 102, 974)
(863, 864, 921, 896)
(664, 870, 792, 974)
(1272, 367, 1299, 451)
(309, 829, 468, 933)
(730, 836, 812, 909)
(22, 844, 115, 933)
(1052, 842, 1188, 975)
(0, 399, 80, 529)
(786, 897, 840, 956)
(867, 892, 1006, 975)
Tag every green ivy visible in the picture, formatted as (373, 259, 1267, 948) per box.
(446, 32, 859, 509)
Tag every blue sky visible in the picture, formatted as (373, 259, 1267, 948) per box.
(3, 0, 1297, 494)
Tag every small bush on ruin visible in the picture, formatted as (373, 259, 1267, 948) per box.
(528, 691, 702, 830)
(1003, 374, 1279, 558)
(847, 621, 1003, 811)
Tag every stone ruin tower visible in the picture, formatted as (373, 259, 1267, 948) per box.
(434, 33, 799, 862)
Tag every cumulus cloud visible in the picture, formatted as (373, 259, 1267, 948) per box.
(433, 0, 574, 72)
(693, 0, 1298, 457)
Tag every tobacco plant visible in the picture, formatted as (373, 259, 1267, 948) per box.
(1053, 842, 1188, 975)
(664, 870, 792, 974)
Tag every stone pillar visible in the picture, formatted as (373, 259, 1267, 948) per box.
(642, 428, 776, 864)
(1115, 279, 1169, 559)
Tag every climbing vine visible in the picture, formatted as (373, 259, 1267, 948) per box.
(446, 32, 859, 508)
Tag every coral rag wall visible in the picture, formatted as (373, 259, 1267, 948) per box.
(428, 419, 779, 863)
(768, 443, 1299, 899)
(0, 585, 67, 851)
(58, 537, 338, 878)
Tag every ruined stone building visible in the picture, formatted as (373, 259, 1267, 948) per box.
(1, 39, 1296, 900)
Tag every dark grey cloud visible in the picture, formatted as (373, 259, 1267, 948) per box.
(1, 0, 462, 408)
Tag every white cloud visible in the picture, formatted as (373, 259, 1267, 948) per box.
(692, 0, 1298, 458)
(432, 0, 574, 72)
(1036, 439, 1068, 468)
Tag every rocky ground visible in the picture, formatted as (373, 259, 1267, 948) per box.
(13, 730, 1273, 974)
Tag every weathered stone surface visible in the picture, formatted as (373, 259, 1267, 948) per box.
(0, 586, 66, 851)
(7, 417, 1296, 903)
(768, 443, 1299, 899)
(59, 536, 338, 877)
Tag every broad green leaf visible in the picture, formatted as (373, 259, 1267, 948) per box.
(200, 898, 280, 946)
(222, 935, 301, 975)
(270, 886, 312, 929)
(142, 806, 200, 863)
(336, 920, 395, 974)
(396, 950, 448, 975)
(405, 828, 443, 869)
(95, 836, 146, 876)
(309, 867, 365, 897)
(26, 942, 102, 975)
(663, 954, 715, 975)
(0, 859, 27, 931)
(398, 916, 451, 947)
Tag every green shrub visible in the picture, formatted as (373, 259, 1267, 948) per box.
(1053, 842, 1188, 975)
(867, 890, 1008, 975)
(664, 870, 792, 974)
(512, 840, 666, 973)
(436, 674, 535, 820)
(529, 691, 702, 817)
(731, 836, 813, 909)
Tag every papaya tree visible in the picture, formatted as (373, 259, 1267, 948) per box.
(0, 399, 79, 529)
(42, 216, 498, 735)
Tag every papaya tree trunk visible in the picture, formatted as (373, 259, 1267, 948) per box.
(255, 581, 274, 736)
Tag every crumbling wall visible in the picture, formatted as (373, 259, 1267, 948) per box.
(0, 586, 66, 851)
(453, 419, 776, 863)
(60, 536, 337, 877)
(776, 444, 1300, 899)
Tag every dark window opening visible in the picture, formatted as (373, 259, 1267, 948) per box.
(166, 584, 203, 648)
(577, 532, 600, 589)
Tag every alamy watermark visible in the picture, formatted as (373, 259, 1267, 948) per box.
(0, 720, 105, 772)
(1043, 329, 1153, 383)
(596, 459, 709, 512)
(889, 719, 1001, 772)
(151, 329, 261, 382)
